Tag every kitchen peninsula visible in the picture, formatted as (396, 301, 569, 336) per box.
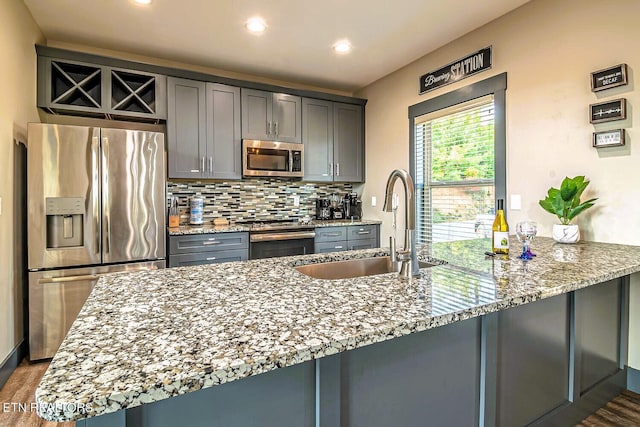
(36, 237, 640, 426)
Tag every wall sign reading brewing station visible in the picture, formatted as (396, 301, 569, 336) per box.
(419, 46, 492, 95)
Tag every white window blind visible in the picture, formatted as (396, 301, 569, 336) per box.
(415, 95, 495, 244)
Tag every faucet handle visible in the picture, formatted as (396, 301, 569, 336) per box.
(397, 249, 412, 261)
(389, 236, 397, 262)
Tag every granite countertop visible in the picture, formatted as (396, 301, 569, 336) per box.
(36, 237, 640, 421)
(168, 219, 382, 235)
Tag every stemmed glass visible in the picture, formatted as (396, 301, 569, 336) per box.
(516, 221, 537, 260)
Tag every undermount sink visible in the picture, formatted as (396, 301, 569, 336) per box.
(295, 256, 435, 280)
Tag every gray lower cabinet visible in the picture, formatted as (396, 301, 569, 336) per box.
(167, 77, 242, 180)
(168, 232, 249, 267)
(241, 88, 301, 143)
(314, 225, 379, 253)
(302, 98, 364, 182)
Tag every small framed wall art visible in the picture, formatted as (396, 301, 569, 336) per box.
(591, 64, 628, 92)
(592, 129, 625, 148)
(589, 98, 626, 124)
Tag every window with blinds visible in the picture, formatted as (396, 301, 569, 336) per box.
(414, 95, 495, 244)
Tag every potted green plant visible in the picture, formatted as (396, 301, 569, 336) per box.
(538, 176, 597, 243)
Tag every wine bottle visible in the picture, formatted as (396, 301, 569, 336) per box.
(492, 199, 509, 255)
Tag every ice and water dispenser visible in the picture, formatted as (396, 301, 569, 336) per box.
(45, 197, 84, 248)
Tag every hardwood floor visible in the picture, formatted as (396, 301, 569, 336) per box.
(0, 359, 72, 427)
(1, 358, 639, 426)
(576, 390, 640, 427)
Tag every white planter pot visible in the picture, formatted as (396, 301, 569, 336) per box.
(552, 224, 580, 244)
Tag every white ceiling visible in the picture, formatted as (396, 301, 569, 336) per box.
(23, 0, 530, 93)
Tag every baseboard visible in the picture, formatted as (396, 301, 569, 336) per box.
(628, 366, 640, 393)
(0, 340, 26, 390)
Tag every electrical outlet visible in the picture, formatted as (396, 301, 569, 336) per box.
(371, 196, 377, 207)
(292, 195, 300, 207)
(510, 194, 522, 210)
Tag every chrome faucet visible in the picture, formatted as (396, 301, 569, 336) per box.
(383, 169, 419, 278)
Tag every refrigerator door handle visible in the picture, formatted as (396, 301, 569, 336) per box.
(40, 275, 100, 284)
(93, 135, 101, 256)
(102, 137, 110, 255)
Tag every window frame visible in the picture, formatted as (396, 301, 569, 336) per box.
(409, 73, 507, 242)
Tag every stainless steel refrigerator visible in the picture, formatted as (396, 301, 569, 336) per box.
(27, 123, 166, 360)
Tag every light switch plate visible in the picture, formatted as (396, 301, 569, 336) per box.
(510, 194, 522, 210)
(371, 196, 377, 207)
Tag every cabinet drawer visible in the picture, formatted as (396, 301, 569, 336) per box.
(315, 241, 348, 254)
(347, 225, 378, 241)
(169, 249, 248, 267)
(314, 227, 347, 243)
(348, 238, 378, 251)
(169, 232, 249, 254)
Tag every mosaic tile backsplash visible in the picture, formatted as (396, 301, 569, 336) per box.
(167, 179, 354, 224)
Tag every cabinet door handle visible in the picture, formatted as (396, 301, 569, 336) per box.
(357, 231, 370, 235)
(325, 232, 341, 237)
(206, 257, 217, 261)
(274, 121, 278, 136)
(201, 156, 205, 172)
(203, 241, 221, 245)
(209, 156, 213, 173)
(329, 163, 333, 176)
(268, 121, 272, 135)
(334, 245, 343, 249)
(336, 163, 340, 177)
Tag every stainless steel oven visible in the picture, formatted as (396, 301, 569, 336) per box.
(243, 140, 303, 178)
(249, 222, 315, 259)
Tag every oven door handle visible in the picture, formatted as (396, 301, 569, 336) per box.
(250, 231, 316, 242)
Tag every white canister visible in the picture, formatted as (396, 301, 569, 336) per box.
(189, 197, 204, 225)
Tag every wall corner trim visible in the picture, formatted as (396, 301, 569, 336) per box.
(628, 366, 640, 393)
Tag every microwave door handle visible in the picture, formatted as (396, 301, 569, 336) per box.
(289, 152, 293, 172)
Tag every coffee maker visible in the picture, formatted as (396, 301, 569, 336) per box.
(343, 192, 363, 219)
(315, 198, 331, 220)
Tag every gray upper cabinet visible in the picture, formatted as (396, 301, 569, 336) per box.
(167, 78, 242, 180)
(206, 83, 242, 180)
(333, 103, 364, 182)
(303, 99, 364, 183)
(302, 98, 333, 181)
(241, 89, 301, 143)
(167, 77, 207, 179)
(38, 56, 166, 120)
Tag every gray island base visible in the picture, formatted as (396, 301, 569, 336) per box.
(37, 237, 638, 427)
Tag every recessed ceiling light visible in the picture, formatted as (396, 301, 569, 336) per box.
(245, 17, 267, 35)
(333, 39, 352, 54)
(133, 0, 152, 5)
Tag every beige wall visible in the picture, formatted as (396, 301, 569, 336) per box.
(0, 0, 44, 363)
(355, 0, 640, 368)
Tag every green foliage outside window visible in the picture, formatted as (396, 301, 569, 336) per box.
(430, 108, 494, 182)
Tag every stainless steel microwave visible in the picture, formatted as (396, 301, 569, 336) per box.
(242, 140, 304, 178)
